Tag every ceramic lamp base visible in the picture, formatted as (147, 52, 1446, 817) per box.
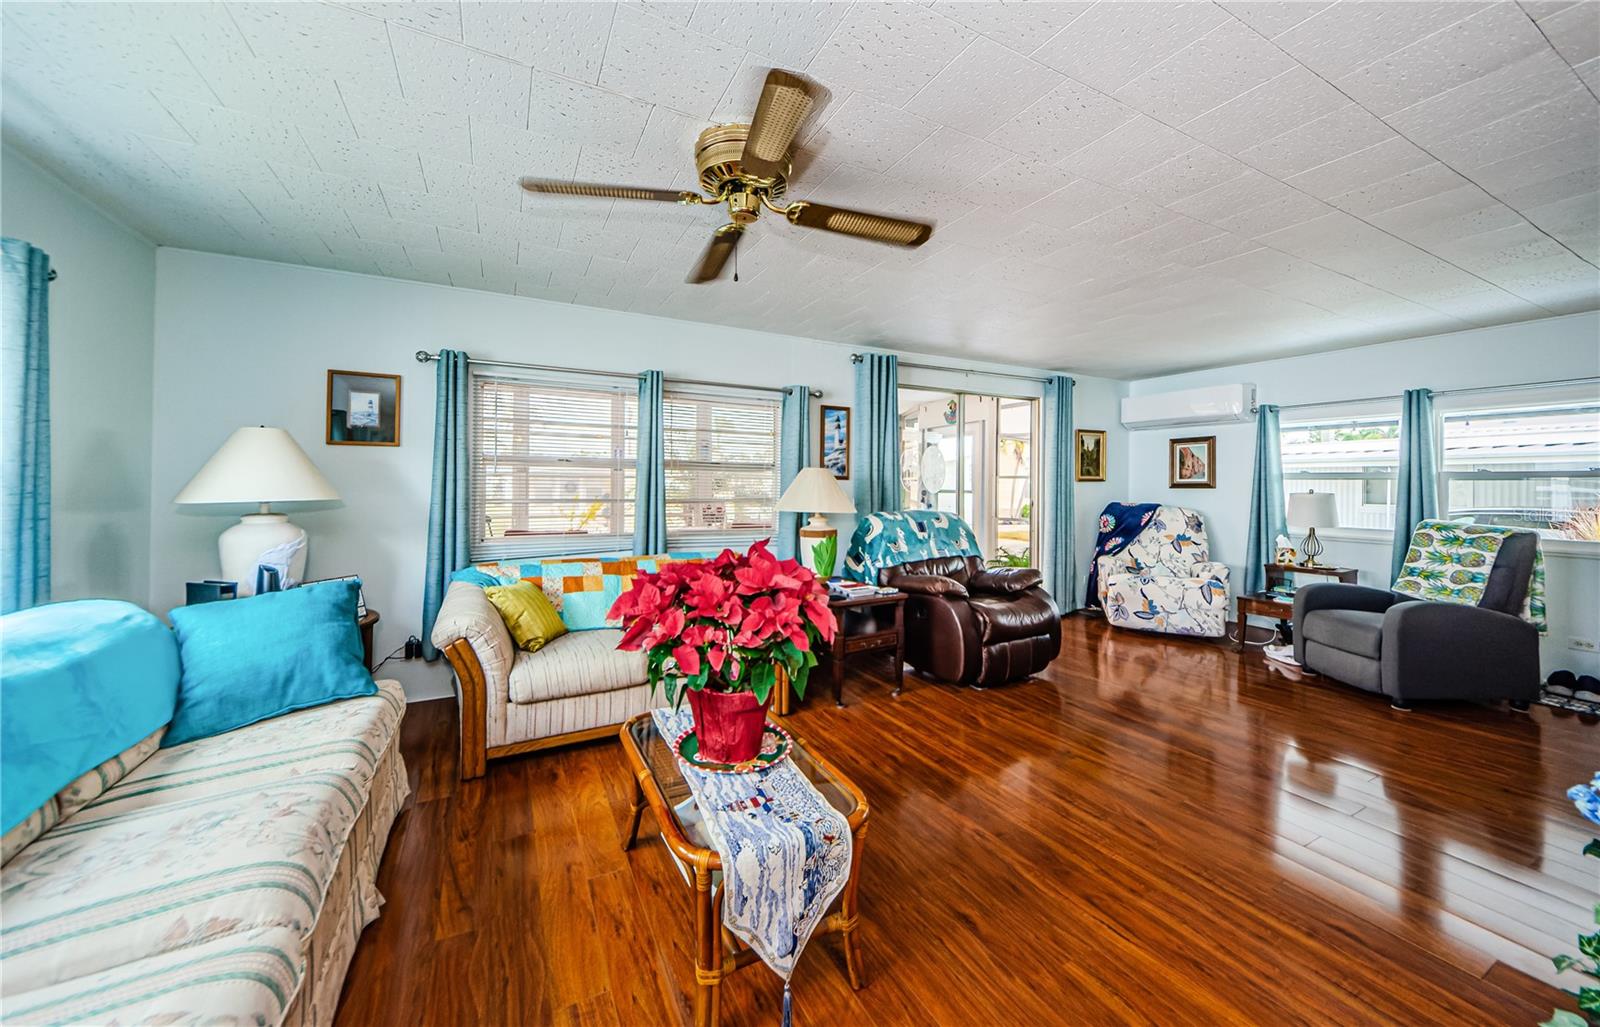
(219, 513, 307, 596)
(798, 519, 838, 577)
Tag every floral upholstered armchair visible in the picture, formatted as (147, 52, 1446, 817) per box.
(1098, 506, 1230, 638)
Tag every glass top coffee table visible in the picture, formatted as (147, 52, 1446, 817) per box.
(618, 712, 870, 1027)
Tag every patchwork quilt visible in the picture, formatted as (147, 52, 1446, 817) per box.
(452, 551, 714, 630)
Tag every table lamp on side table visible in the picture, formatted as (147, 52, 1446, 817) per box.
(1287, 490, 1338, 567)
(777, 467, 856, 577)
(174, 426, 340, 596)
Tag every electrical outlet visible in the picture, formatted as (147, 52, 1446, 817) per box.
(1570, 637, 1598, 653)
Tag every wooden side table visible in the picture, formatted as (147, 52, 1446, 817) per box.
(1234, 594, 1294, 652)
(775, 592, 906, 712)
(358, 609, 379, 669)
(1265, 563, 1358, 589)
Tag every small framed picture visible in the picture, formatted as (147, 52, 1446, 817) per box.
(327, 370, 400, 446)
(1075, 429, 1106, 482)
(820, 405, 851, 480)
(1169, 435, 1216, 488)
(303, 575, 368, 617)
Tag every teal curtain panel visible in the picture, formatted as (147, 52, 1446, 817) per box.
(853, 353, 900, 514)
(1391, 387, 1439, 582)
(634, 369, 667, 554)
(777, 385, 811, 561)
(1042, 374, 1075, 606)
(1, 238, 51, 615)
(1243, 404, 1287, 595)
(422, 349, 470, 660)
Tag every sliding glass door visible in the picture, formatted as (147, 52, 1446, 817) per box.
(897, 388, 1038, 567)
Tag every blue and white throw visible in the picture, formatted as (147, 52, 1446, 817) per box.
(650, 706, 852, 982)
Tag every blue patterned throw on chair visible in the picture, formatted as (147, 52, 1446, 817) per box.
(843, 510, 981, 583)
(1392, 519, 1546, 630)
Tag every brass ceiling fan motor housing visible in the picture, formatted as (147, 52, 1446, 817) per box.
(695, 124, 788, 207)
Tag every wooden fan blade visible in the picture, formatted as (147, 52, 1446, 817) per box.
(688, 225, 743, 284)
(520, 178, 697, 203)
(741, 70, 814, 183)
(785, 202, 933, 247)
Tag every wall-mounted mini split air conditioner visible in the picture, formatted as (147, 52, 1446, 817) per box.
(1120, 383, 1256, 430)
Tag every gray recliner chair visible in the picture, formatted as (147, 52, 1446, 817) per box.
(1292, 530, 1541, 711)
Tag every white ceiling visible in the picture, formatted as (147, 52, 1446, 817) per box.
(2, 1, 1597, 378)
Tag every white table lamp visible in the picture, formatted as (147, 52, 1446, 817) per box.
(1286, 491, 1338, 567)
(777, 467, 856, 576)
(175, 426, 340, 595)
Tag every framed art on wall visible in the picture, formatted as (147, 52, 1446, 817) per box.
(327, 370, 400, 446)
(1169, 435, 1216, 488)
(1075, 429, 1106, 482)
(821, 405, 851, 479)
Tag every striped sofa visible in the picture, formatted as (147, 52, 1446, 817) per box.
(0, 680, 408, 1026)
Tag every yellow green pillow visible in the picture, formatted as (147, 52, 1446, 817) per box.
(484, 583, 568, 653)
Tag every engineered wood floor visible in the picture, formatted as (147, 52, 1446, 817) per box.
(335, 615, 1594, 1026)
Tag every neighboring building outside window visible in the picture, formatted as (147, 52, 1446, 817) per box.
(1439, 400, 1600, 541)
(1280, 416, 1402, 531)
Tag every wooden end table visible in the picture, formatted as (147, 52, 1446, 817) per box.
(618, 713, 870, 1027)
(781, 592, 906, 712)
(358, 609, 379, 669)
(1234, 564, 1358, 651)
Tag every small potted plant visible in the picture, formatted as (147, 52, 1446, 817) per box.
(608, 540, 837, 764)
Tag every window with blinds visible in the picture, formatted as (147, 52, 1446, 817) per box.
(663, 389, 781, 548)
(469, 372, 637, 560)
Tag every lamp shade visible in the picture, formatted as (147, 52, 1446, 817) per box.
(776, 467, 856, 514)
(1286, 491, 1338, 529)
(175, 426, 339, 505)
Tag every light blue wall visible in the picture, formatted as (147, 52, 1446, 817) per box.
(1125, 312, 1600, 677)
(0, 145, 157, 605)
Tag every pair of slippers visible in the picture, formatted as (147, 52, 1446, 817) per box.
(1545, 670, 1600, 703)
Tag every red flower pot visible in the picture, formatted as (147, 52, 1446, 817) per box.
(686, 687, 771, 764)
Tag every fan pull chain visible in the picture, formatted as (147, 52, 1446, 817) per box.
(733, 244, 739, 283)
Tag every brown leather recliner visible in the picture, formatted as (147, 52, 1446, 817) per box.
(875, 555, 1062, 687)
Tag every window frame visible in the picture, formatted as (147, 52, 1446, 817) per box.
(661, 386, 783, 552)
(1278, 413, 1404, 533)
(1436, 399, 1600, 542)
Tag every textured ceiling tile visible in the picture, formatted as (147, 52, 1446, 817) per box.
(1387, 49, 1574, 145)
(1122, 145, 1251, 206)
(1114, 19, 1298, 124)
(1367, 185, 1527, 245)
(380, 185, 479, 231)
(959, 154, 1078, 208)
(227, 2, 402, 97)
(802, 93, 938, 174)
(438, 225, 520, 263)
(340, 88, 472, 161)
(904, 37, 1063, 138)
(1326, 162, 1473, 219)
(1178, 66, 1346, 156)
(390, 26, 532, 129)
(598, 5, 742, 115)
(887, 128, 1014, 195)
(1282, 135, 1435, 201)
(1217, 2, 1334, 39)
(421, 154, 524, 212)
(183, 53, 356, 139)
(299, 126, 428, 193)
(688, 2, 850, 68)
(1167, 230, 1264, 268)
(270, 161, 391, 217)
(988, 78, 1136, 164)
(459, 2, 611, 82)
(159, 97, 317, 166)
(467, 118, 580, 184)
(5, 4, 219, 103)
(526, 69, 656, 152)
(931, 1, 1091, 56)
(807, 3, 974, 108)
(1432, 91, 1598, 176)
(1523, 192, 1600, 264)
(1032, 1, 1230, 94)
(1272, 2, 1490, 81)
(1335, 5, 1549, 116)
(1052, 113, 1188, 183)
(1018, 177, 1135, 231)
(1210, 189, 1336, 238)
(1535, 1, 1600, 67)
(342, 3, 464, 39)
(1236, 103, 1394, 179)
(1471, 131, 1600, 197)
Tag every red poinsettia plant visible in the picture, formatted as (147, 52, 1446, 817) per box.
(608, 540, 838, 708)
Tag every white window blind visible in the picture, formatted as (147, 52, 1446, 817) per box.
(662, 388, 781, 550)
(469, 371, 637, 561)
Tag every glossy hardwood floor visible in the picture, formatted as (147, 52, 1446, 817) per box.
(335, 615, 1594, 1026)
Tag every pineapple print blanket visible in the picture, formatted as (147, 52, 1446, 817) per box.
(1392, 519, 1546, 631)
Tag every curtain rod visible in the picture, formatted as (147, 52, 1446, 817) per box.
(850, 352, 1064, 386)
(413, 351, 821, 398)
(1270, 375, 1600, 413)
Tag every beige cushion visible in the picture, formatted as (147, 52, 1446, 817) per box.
(432, 581, 516, 705)
(507, 630, 647, 705)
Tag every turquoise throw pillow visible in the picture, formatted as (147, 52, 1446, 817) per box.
(165, 579, 375, 747)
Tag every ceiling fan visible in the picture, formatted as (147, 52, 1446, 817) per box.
(519, 69, 935, 284)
